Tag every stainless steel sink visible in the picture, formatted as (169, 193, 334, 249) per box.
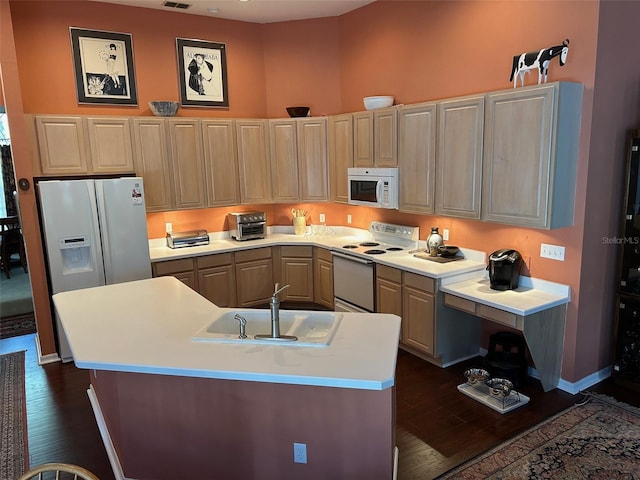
(193, 310, 343, 347)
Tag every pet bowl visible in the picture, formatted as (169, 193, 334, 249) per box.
(485, 378, 514, 398)
(149, 101, 180, 117)
(286, 106, 310, 118)
(438, 245, 460, 257)
(464, 368, 490, 385)
(363, 96, 394, 110)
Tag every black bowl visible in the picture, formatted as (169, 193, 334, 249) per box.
(286, 106, 310, 117)
(438, 245, 459, 257)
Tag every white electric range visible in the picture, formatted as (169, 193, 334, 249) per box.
(332, 222, 419, 312)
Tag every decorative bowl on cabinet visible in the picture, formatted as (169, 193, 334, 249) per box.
(149, 101, 180, 117)
(363, 96, 394, 110)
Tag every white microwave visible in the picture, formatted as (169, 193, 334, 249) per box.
(348, 167, 399, 209)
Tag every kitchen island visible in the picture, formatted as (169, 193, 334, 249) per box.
(53, 276, 401, 480)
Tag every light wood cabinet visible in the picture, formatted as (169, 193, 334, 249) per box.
(152, 258, 197, 291)
(352, 108, 398, 167)
(235, 247, 274, 307)
(236, 120, 271, 204)
(482, 82, 582, 228)
(402, 272, 436, 356)
(86, 117, 134, 173)
(197, 253, 236, 308)
(435, 96, 484, 219)
(269, 118, 328, 203)
(376, 265, 402, 316)
(269, 119, 299, 203)
(202, 120, 240, 207)
(298, 117, 328, 202)
(374, 107, 398, 166)
(313, 248, 334, 309)
(353, 111, 373, 167)
(278, 246, 314, 302)
(132, 118, 174, 212)
(398, 102, 437, 214)
(328, 114, 354, 204)
(34, 115, 90, 175)
(167, 118, 207, 210)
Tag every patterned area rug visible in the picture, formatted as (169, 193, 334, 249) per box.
(438, 393, 640, 479)
(0, 312, 37, 339)
(0, 350, 28, 479)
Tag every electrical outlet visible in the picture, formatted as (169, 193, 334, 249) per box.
(347, 214, 352, 225)
(165, 222, 172, 233)
(540, 243, 565, 261)
(293, 443, 307, 464)
(319, 213, 326, 224)
(443, 229, 449, 241)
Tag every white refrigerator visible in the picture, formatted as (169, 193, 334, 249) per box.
(38, 177, 152, 361)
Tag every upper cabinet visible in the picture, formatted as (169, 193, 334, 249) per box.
(398, 102, 437, 214)
(328, 113, 354, 204)
(85, 117, 135, 173)
(352, 107, 398, 167)
(482, 82, 583, 229)
(33, 115, 133, 175)
(167, 118, 207, 210)
(268, 117, 328, 203)
(236, 120, 272, 205)
(132, 118, 174, 212)
(297, 117, 328, 202)
(436, 96, 485, 219)
(202, 119, 240, 207)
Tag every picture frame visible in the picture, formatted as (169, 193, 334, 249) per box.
(176, 38, 229, 108)
(70, 27, 138, 105)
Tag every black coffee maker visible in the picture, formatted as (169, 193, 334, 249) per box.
(487, 249, 522, 290)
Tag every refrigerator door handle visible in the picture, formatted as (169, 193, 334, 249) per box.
(94, 180, 112, 284)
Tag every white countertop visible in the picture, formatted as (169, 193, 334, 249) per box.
(150, 226, 488, 280)
(53, 276, 401, 391)
(439, 275, 571, 316)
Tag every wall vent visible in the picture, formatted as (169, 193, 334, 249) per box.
(163, 1, 191, 9)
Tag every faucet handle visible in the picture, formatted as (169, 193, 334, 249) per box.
(273, 283, 290, 297)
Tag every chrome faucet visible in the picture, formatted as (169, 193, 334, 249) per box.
(234, 313, 247, 339)
(255, 283, 297, 341)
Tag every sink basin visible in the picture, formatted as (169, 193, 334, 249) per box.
(193, 310, 343, 347)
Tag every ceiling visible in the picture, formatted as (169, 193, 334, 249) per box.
(93, 0, 375, 24)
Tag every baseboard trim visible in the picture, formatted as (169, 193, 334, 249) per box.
(87, 384, 133, 480)
(34, 333, 60, 365)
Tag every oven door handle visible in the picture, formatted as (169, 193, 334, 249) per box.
(331, 251, 374, 265)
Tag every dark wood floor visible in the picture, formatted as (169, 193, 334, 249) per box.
(2, 333, 638, 480)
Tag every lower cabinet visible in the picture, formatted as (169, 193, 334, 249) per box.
(376, 265, 402, 316)
(235, 248, 274, 307)
(197, 253, 236, 308)
(314, 248, 334, 309)
(278, 246, 314, 302)
(151, 258, 197, 291)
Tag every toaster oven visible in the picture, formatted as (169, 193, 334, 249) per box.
(227, 212, 266, 241)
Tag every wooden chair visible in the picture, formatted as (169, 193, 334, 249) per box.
(0, 215, 27, 279)
(16, 463, 101, 480)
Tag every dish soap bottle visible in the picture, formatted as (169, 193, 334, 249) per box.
(427, 227, 443, 256)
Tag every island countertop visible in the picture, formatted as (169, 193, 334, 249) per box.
(52, 276, 401, 391)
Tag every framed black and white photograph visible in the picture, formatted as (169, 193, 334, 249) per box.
(70, 27, 138, 105)
(176, 38, 229, 108)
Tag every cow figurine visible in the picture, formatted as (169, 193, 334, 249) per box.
(510, 39, 570, 88)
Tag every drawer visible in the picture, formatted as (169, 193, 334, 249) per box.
(403, 271, 435, 294)
(443, 293, 476, 314)
(377, 264, 402, 283)
(314, 247, 332, 263)
(235, 247, 272, 263)
(476, 304, 523, 330)
(281, 245, 313, 258)
(153, 258, 194, 276)
(197, 253, 233, 269)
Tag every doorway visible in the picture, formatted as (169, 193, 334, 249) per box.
(0, 108, 35, 338)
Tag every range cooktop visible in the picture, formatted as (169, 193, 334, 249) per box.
(336, 222, 419, 256)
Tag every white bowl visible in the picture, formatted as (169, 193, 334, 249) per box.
(363, 96, 394, 110)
